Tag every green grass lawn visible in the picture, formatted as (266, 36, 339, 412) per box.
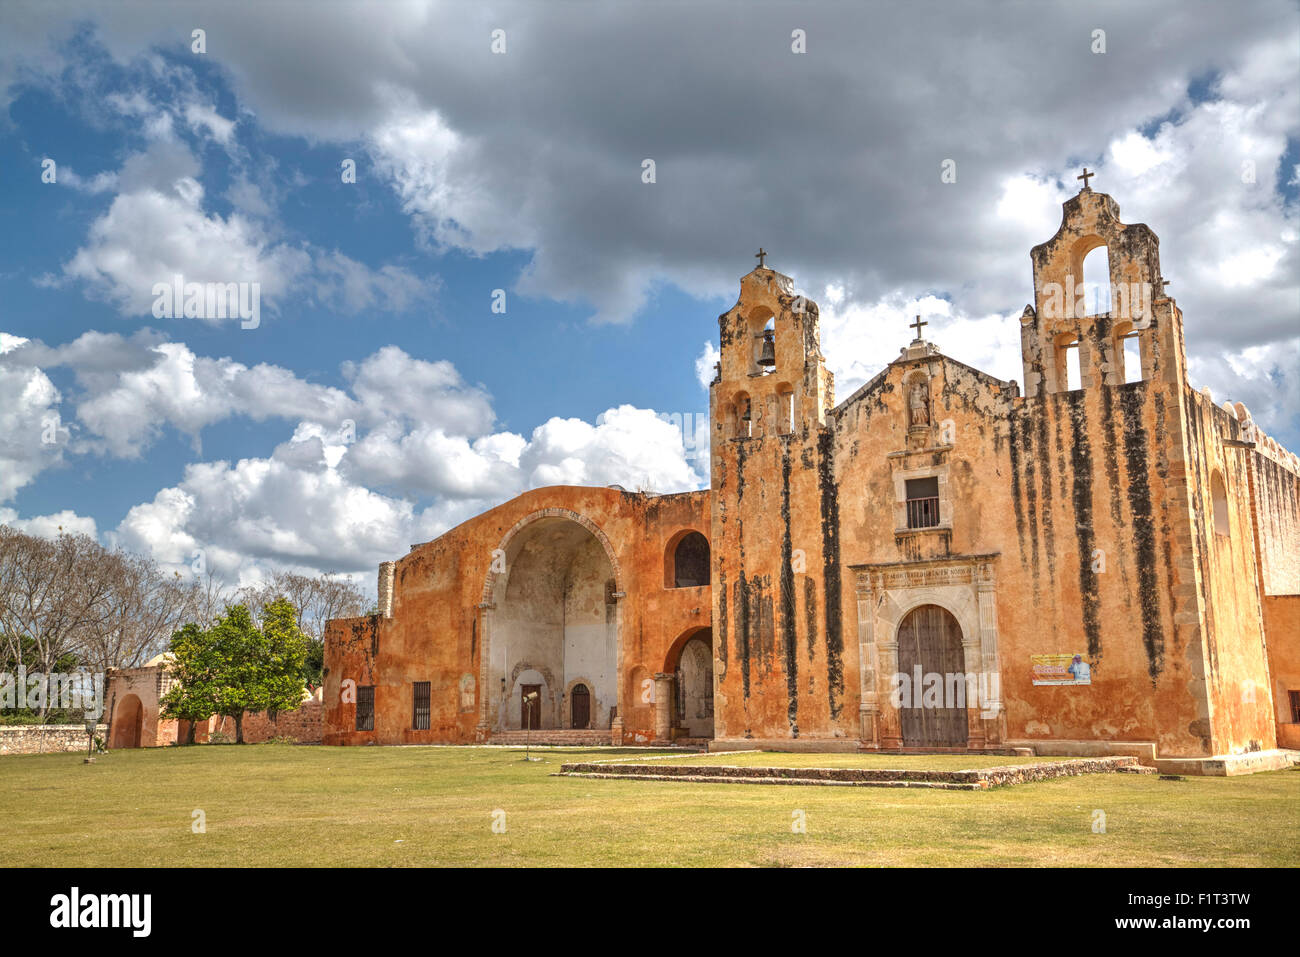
(1, 744, 1296, 867)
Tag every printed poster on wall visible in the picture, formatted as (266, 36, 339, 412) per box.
(1031, 654, 1091, 685)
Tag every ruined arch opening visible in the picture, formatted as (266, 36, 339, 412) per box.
(487, 516, 619, 732)
(664, 627, 714, 739)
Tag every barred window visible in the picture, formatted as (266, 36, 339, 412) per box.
(905, 477, 940, 529)
(356, 685, 375, 732)
(413, 681, 431, 731)
(1290, 691, 1300, 725)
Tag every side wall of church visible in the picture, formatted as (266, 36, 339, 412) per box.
(322, 486, 710, 745)
(1248, 433, 1300, 749)
(1180, 389, 1276, 753)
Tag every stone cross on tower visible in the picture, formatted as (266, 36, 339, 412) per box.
(1156, 276, 1172, 298)
(910, 315, 928, 340)
(1077, 167, 1095, 190)
(755, 247, 767, 268)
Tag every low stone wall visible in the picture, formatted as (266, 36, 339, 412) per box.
(206, 698, 322, 744)
(0, 724, 107, 756)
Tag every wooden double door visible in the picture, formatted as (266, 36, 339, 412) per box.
(896, 604, 969, 748)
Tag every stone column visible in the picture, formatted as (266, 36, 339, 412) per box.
(653, 673, 675, 741)
(377, 561, 396, 618)
(855, 571, 879, 748)
(976, 569, 1003, 745)
(475, 603, 494, 742)
(961, 637, 985, 750)
(877, 638, 902, 749)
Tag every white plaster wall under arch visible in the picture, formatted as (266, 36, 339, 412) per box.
(476, 509, 625, 738)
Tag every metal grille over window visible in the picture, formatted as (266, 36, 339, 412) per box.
(356, 685, 375, 731)
(413, 681, 431, 730)
(905, 477, 940, 529)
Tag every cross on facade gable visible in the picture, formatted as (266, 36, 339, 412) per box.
(910, 315, 928, 339)
(1157, 276, 1171, 297)
(1077, 167, 1095, 190)
(755, 247, 767, 268)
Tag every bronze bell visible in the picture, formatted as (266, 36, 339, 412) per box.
(757, 329, 776, 368)
(741, 398, 751, 422)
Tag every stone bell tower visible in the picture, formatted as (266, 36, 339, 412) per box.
(708, 252, 848, 744)
(1020, 169, 1189, 398)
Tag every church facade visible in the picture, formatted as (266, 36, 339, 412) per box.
(323, 183, 1300, 764)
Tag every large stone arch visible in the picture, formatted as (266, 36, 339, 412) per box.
(481, 508, 625, 604)
(477, 510, 624, 737)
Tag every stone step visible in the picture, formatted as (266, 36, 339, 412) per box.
(555, 771, 984, 790)
(556, 755, 1144, 789)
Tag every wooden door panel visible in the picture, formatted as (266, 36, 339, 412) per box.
(571, 685, 590, 729)
(897, 605, 968, 748)
(521, 684, 542, 730)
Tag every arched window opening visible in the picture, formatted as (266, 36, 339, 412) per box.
(734, 392, 752, 438)
(672, 532, 710, 587)
(753, 317, 776, 373)
(778, 385, 795, 435)
(1081, 245, 1111, 316)
(1122, 334, 1142, 383)
(1211, 471, 1230, 537)
(1059, 336, 1082, 391)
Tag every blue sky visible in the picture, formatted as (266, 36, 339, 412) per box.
(1, 1, 1296, 589)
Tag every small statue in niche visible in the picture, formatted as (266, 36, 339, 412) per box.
(908, 379, 930, 428)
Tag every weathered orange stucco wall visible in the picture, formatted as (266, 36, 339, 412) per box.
(322, 185, 1296, 761)
(104, 666, 321, 747)
(323, 486, 710, 745)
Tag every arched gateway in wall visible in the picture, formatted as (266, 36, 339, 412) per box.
(110, 693, 144, 749)
(478, 511, 623, 736)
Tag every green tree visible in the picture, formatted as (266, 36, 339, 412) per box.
(158, 600, 310, 745)
(254, 597, 311, 725)
(158, 622, 220, 744)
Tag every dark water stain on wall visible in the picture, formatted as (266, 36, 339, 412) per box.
(1120, 387, 1164, 681)
(717, 569, 729, 671)
(1008, 414, 1028, 566)
(735, 573, 751, 698)
(1023, 408, 1041, 591)
(817, 429, 845, 718)
(1101, 383, 1132, 605)
(1037, 404, 1056, 587)
(1054, 411, 1068, 501)
(1066, 391, 1101, 659)
(804, 578, 818, 660)
(757, 576, 775, 674)
(780, 447, 799, 734)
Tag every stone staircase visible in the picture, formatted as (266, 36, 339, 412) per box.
(488, 729, 614, 747)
